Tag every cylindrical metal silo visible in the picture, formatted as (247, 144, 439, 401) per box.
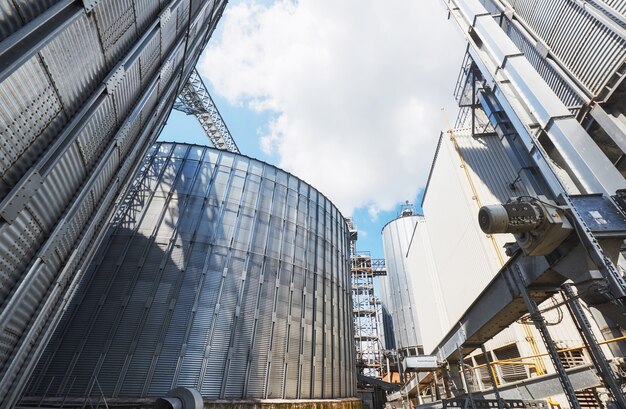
(380, 212, 423, 355)
(24, 142, 356, 405)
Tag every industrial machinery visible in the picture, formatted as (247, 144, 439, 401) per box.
(478, 196, 572, 256)
(388, 1, 626, 408)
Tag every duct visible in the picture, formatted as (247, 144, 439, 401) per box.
(155, 387, 203, 409)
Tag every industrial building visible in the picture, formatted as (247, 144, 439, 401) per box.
(380, 0, 626, 408)
(1, 0, 626, 408)
(21, 142, 356, 406)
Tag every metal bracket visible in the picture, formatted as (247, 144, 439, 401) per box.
(81, 0, 100, 13)
(0, 171, 43, 223)
(106, 65, 125, 94)
(160, 8, 172, 26)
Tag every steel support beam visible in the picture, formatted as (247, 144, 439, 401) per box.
(562, 284, 626, 408)
(589, 104, 626, 155)
(173, 68, 240, 153)
(441, 0, 626, 327)
(433, 253, 560, 359)
(479, 345, 503, 409)
(513, 267, 581, 409)
(0, 0, 82, 84)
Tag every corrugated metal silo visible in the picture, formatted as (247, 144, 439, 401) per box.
(0, 2, 227, 406)
(24, 142, 357, 405)
(380, 213, 422, 354)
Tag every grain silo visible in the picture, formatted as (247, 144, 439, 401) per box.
(380, 210, 423, 356)
(23, 142, 358, 407)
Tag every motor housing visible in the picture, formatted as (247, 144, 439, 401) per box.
(479, 196, 572, 256)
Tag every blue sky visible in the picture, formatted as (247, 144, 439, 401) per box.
(159, 0, 465, 259)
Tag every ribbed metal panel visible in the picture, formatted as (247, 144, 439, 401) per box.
(505, 0, 626, 97)
(40, 12, 106, 117)
(0, 0, 60, 41)
(502, 19, 585, 108)
(12, 0, 59, 24)
(0, 57, 65, 192)
(422, 130, 521, 326)
(76, 96, 117, 168)
(176, 0, 190, 36)
(160, 5, 178, 59)
(0, 0, 227, 406)
(139, 29, 162, 88)
(93, 0, 138, 66)
(112, 59, 142, 122)
(403, 218, 446, 354)
(134, 0, 161, 34)
(26, 143, 356, 402)
(380, 215, 422, 352)
(0, 1, 23, 42)
(602, 0, 626, 12)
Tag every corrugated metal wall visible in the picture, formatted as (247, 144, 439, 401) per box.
(25, 142, 356, 402)
(421, 129, 523, 330)
(404, 218, 449, 354)
(413, 128, 591, 367)
(380, 215, 422, 352)
(480, 0, 626, 102)
(0, 1, 226, 407)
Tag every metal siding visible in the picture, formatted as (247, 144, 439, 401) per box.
(93, 0, 138, 67)
(0, 1, 22, 42)
(0, 0, 225, 405)
(134, 0, 161, 34)
(0, 0, 61, 42)
(381, 215, 422, 351)
(504, 0, 626, 97)
(421, 131, 517, 332)
(404, 219, 449, 354)
(503, 19, 585, 108)
(0, 57, 65, 192)
(160, 5, 177, 59)
(139, 29, 162, 89)
(39, 12, 106, 117)
(76, 96, 117, 168)
(601, 0, 626, 14)
(176, 0, 190, 36)
(112, 60, 142, 123)
(12, 0, 59, 24)
(26, 143, 355, 402)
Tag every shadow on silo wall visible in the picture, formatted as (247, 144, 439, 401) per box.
(20, 143, 358, 407)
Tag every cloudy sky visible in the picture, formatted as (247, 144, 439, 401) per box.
(198, 0, 466, 218)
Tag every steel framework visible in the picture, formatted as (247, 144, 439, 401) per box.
(387, 1, 626, 407)
(173, 68, 239, 153)
(346, 218, 385, 379)
(352, 251, 384, 378)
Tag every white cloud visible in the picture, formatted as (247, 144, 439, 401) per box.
(200, 0, 465, 216)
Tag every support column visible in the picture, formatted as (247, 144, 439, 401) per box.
(562, 284, 626, 408)
(480, 345, 503, 409)
(512, 265, 581, 409)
